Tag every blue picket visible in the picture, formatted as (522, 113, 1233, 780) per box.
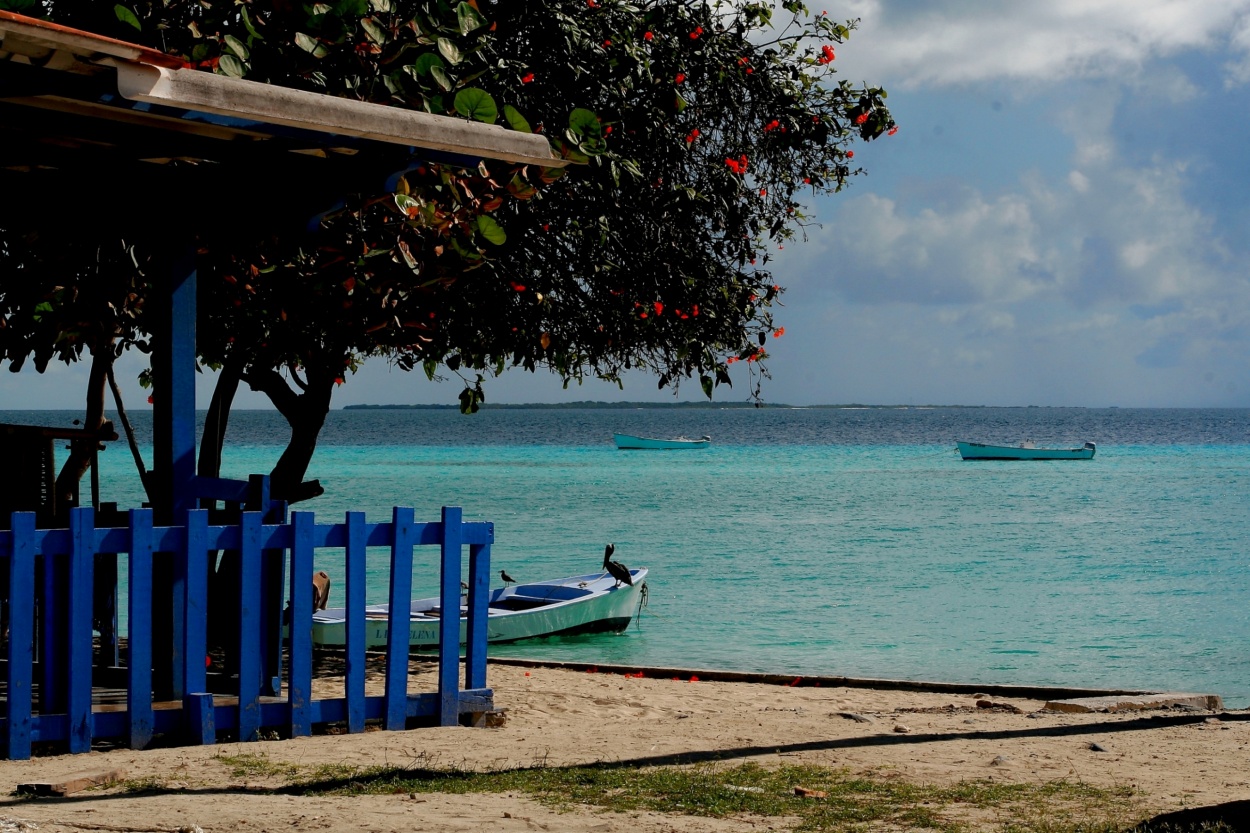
(0, 505, 492, 757)
(385, 507, 415, 731)
(127, 509, 155, 750)
(6, 512, 35, 760)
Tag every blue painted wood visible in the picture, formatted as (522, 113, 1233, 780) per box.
(465, 540, 492, 691)
(237, 511, 263, 742)
(384, 507, 414, 731)
(260, 492, 287, 698)
(184, 692, 215, 746)
(168, 247, 198, 521)
(288, 511, 315, 738)
(127, 510, 155, 750)
(344, 512, 367, 734)
(67, 508, 95, 753)
(438, 506, 462, 727)
(39, 536, 67, 714)
(182, 510, 209, 697)
(6, 512, 36, 760)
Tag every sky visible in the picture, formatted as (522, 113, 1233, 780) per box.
(6, 0, 1250, 410)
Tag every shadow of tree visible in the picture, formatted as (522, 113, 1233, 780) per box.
(1132, 799, 1249, 832)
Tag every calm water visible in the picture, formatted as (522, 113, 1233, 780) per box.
(10, 407, 1250, 705)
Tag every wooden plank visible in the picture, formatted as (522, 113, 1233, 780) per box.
(287, 511, 315, 738)
(67, 507, 95, 753)
(343, 512, 367, 734)
(236, 511, 262, 742)
(126, 509, 154, 749)
(184, 692, 214, 746)
(17, 768, 127, 797)
(384, 507, 414, 731)
(6, 512, 36, 760)
(465, 539, 491, 691)
(438, 507, 462, 727)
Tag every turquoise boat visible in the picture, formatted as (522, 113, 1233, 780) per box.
(956, 440, 1096, 461)
(614, 433, 711, 450)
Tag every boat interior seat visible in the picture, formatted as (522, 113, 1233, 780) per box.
(489, 596, 555, 611)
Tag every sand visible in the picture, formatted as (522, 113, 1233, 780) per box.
(0, 661, 1245, 832)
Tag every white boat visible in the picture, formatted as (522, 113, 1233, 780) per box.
(310, 568, 648, 648)
(956, 440, 1096, 461)
(614, 433, 710, 450)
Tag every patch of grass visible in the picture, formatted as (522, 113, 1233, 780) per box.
(276, 759, 1150, 832)
(213, 751, 303, 780)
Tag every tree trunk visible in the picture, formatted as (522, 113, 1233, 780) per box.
(54, 342, 112, 514)
(198, 358, 243, 480)
(243, 367, 334, 502)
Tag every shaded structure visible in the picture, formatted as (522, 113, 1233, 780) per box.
(0, 11, 566, 758)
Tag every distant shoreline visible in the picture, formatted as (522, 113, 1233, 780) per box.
(340, 401, 999, 410)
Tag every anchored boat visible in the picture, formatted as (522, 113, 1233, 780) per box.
(613, 433, 710, 450)
(311, 568, 648, 648)
(956, 440, 1096, 461)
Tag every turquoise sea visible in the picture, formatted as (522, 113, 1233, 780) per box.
(9, 407, 1250, 706)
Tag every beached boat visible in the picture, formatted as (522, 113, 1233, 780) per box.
(614, 433, 710, 450)
(310, 568, 648, 648)
(956, 440, 1096, 461)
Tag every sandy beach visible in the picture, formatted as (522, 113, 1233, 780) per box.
(0, 660, 1245, 832)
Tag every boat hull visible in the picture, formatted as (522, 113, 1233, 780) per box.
(956, 441, 1096, 461)
(311, 568, 648, 649)
(614, 433, 709, 450)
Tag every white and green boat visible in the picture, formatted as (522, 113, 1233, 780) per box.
(956, 440, 1096, 461)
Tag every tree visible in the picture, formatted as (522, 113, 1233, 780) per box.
(0, 0, 895, 500)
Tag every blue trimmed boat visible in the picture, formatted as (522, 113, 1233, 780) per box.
(310, 568, 648, 648)
(956, 440, 1096, 461)
(614, 433, 710, 449)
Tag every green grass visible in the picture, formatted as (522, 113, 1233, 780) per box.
(110, 754, 1238, 833)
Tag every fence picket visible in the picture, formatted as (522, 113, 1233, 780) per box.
(6, 512, 36, 760)
(127, 509, 155, 750)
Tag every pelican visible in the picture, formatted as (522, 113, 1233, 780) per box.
(500, 569, 517, 584)
(602, 543, 633, 588)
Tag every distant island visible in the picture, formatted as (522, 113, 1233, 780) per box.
(341, 401, 989, 410)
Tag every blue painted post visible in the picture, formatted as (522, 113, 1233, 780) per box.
(237, 511, 263, 742)
(343, 512, 367, 734)
(127, 510, 154, 750)
(438, 507, 462, 726)
(39, 534, 67, 715)
(384, 507, 414, 731)
(182, 510, 209, 737)
(185, 692, 215, 746)
(464, 541, 491, 691)
(67, 508, 96, 754)
(6, 512, 36, 760)
(287, 512, 315, 738)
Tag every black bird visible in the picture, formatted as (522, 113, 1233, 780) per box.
(602, 543, 633, 588)
(500, 570, 517, 584)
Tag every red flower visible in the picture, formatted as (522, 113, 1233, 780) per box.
(855, 112, 869, 124)
(818, 44, 835, 64)
(675, 72, 686, 84)
(644, 31, 654, 41)
(603, 39, 611, 47)
(772, 284, 780, 291)
(653, 301, 664, 315)
(335, 377, 345, 386)
(685, 128, 700, 143)
(745, 67, 753, 74)
(692, 304, 699, 316)
(587, 0, 597, 6)
(605, 125, 612, 134)
(521, 72, 535, 83)
(888, 125, 899, 135)
(803, 177, 811, 184)
(759, 188, 767, 196)
(764, 119, 780, 132)
(510, 281, 527, 291)
(543, 223, 550, 231)
(846, 150, 854, 158)
(727, 356, 738, 364)
(773, 327, 785, 338)
(640, 312, 648, 319)
(147, 394, 154, 405)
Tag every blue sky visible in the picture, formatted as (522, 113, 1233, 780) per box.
(8, 0, 1250, 409)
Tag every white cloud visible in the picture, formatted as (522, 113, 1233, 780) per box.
(827, 0, 1250, 87)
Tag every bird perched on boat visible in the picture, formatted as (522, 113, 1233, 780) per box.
(602, 543, 633, 588)
(500, 570, 517, 585)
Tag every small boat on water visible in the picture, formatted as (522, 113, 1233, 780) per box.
(614, 433, 710, 450)
(310, 568, 648, 648)
(956, 440, 1096, 461)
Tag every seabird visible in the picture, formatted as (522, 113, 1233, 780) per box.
(602, 543, 633, 588)
(500, 570, 517, 584)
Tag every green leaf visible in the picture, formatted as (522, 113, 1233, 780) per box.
(114, 4, 141, 31)
(502, 104, 532, 133)
(240, 7, 265, 41)
(456, 1, 486, 34)
(218, 54, 247, 78)
(361, 16, 388, 45)
(429, 65, 453, 92)
(223, 34, 249, 60)
(568, 107, 600, 136)
(701, 375, 714, 399)
(437, 37, 462, 65)
(454, 87, 497, 123)
(408, 53, 445, 76)
(295, 32, 329, 58)
(475, 215, 507, 245)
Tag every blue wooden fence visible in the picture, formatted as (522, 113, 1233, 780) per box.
(0, 505, 493, 759)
